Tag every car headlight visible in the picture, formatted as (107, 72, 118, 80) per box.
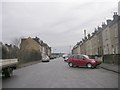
(92, 60, 96, 63)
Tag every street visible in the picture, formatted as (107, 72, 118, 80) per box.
(2, 57, 118, 88)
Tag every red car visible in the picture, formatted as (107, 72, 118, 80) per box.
(67, 54, 101, 69)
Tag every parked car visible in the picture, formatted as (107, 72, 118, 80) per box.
(62, 54, 67, 58)
(42, 55, 50, 62)
(67, 54, 101, 69)
(64, 56, 69, 62)
(50, 55, 56, 59)
(63, 54, 71, 62)
(62, 54, 71, 62)
(49, 55, 54, 59)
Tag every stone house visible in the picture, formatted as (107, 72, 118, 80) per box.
(20, 37, 40, 52)
(80, 40, 86, 54)
(19, 37, 51, 62)
(96, 27, 103, 55)
(102, 13, 119, 55)
(90, 31, 98, 55)
(72, 12, 120, 56)
(102, 23, 112, 54)
(109, 13, 119, 54)
(71, 12, 120, 64)
(85, 34, 92, 55)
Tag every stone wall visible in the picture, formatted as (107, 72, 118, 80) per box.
(103, 54, 120, 65)
(89, 54, 120, 65)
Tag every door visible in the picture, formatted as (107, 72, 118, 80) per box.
(72, 55, 79, 65)
(77, 55, 86, 66)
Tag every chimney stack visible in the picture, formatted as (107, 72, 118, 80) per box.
(97, 26, 102, 31)
(102, 22, 106, 29)
(113, 12, 118, 20)
(87, 34, 91, 39)
(94, 28, 97, 33)
(106, 19, 112, 25)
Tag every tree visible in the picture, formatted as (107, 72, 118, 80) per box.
(11, 37, 22, 48)
(2, 45, 8, 59)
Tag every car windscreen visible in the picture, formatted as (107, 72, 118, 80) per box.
(83, 55, 90, 59)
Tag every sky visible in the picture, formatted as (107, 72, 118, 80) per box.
(1, 0, 119, 53)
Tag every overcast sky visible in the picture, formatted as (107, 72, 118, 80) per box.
(1, 0, 119, 53)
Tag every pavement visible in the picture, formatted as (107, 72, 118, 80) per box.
(100, 63, 119, 74)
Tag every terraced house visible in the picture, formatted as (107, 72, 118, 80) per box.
(72, 12, 120, 64)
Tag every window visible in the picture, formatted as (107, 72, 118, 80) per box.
(73, 55, 77, 59)
(70, 55, 74, 58)
(77, 55, 82, 59)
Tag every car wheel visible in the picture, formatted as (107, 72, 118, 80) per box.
(68, 62, 73, 67)
(87, 63, 93, 69)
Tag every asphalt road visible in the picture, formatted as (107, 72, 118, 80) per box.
(2, 57, 118, 88)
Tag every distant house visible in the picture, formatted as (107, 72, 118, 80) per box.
(19, 37, 51, 63)
(20, 37, 40, 52)
(1, 43, 19, 59)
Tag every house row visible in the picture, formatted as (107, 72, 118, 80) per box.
(20, 37, 51, 59)
(0, 42, 19, 59)
(72, 12, 120, 56)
